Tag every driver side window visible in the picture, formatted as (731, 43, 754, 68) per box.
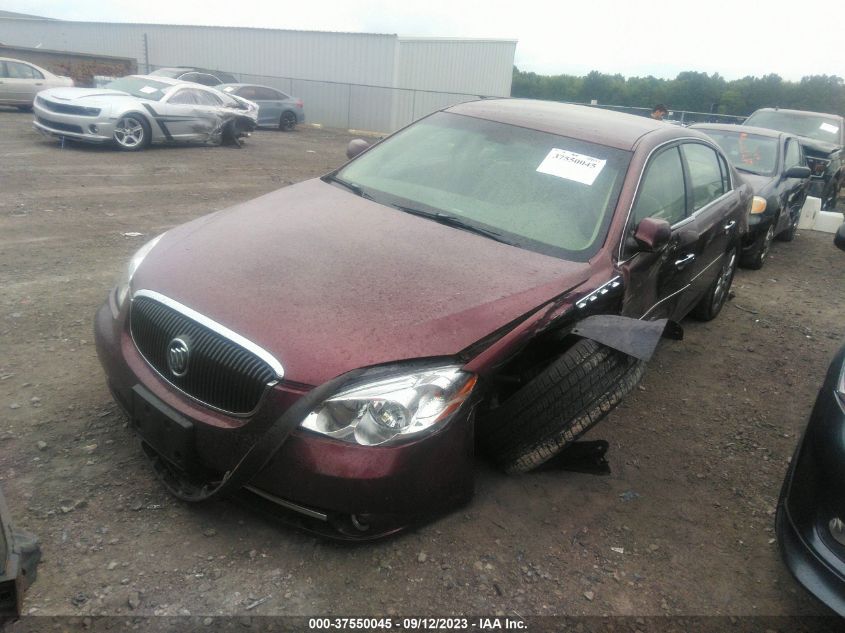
(169, 89, 199, 105)
(631, 147, 686, 226)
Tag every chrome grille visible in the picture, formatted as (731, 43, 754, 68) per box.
(36, 96, 101, 116)
(130, 295, 278, 415)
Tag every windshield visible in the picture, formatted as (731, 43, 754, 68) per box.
(336, 112, 631, 261)
(745, 111, 841, 145)
(104, 77, 170, 101)
(702, 129, 779, 176)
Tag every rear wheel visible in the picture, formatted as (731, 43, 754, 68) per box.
(112, 114, 150, 151)
(691, 245, 737, 321)
(478, 338, 646, 474)
(279, 111, 297, 131)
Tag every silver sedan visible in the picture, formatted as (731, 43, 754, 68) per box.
(0, 57, 73, 110)
(32, 75, 258, 151)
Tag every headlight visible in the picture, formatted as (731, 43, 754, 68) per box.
(115, 233, 165, 310)
(301, 366, 477, 446)
(750, 196, 767, 214)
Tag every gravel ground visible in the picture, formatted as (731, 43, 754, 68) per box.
(1, 108, 844, 624)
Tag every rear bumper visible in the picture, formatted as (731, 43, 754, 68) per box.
(93, 291, 475, 537)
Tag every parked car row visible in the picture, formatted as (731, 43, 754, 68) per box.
(0, 57, 307, 149)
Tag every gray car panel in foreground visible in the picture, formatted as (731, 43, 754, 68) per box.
(32, 75, 258, 150)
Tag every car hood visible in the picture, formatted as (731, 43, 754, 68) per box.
(734, 171, 776, 197)
(39, 87, 137, 102)
(132, 179, 592, 386)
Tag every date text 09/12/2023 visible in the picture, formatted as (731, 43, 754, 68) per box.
(307, 617, 527, 630)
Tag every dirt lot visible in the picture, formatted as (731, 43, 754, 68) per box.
(2, 108, 845, 623)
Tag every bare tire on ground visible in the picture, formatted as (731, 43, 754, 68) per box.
(690, 245, 737, 321)
(478, 338, 647, 474)
(112, 114, 151, 151)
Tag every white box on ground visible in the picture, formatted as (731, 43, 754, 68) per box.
(798, 196, 821, 230)
(813, 210, 845, 234)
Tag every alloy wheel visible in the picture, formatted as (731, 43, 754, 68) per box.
(712, 249, 737, 312)
(114, 116, 145, 148)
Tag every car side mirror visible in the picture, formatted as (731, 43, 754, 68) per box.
(784, 165, 811, 179)
(346, 139, 369, 160)
(633, 217, 672, 252)
(835, 223, 845, 252)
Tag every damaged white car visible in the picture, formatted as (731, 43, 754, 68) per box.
(32, 75, 258, 151)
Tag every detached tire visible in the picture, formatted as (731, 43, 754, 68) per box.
(478, 338, 646, 474)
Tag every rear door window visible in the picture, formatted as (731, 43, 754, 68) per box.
(6, 61, 43, 79)
(682, 143, 726, 212)
(251, 87, 281, 100)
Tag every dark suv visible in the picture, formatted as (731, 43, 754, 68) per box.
(95, 100, 750, 538)
(744, 108, 844, 211)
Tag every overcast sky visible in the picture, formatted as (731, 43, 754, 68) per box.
(3, 0, 840, 81)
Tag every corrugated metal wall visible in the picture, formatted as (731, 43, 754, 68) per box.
(0, 18, 516, 132)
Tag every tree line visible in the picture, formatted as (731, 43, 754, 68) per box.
(511, 68, 845, 117)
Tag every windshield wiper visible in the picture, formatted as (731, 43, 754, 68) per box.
(322, 174, 372, 199)
(734, 165, 766, 176)
(390, 204, 515, 246)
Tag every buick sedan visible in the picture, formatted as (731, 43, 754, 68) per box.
(95, 100, 750, 538)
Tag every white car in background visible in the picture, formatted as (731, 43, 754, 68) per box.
(0, 57, 73, 110)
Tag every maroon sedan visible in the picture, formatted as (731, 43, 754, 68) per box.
(95, 100, 750, 539)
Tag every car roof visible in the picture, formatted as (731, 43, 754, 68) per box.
(691, 123, 788, 139)
(445, 99, 683, 151)
(748, 107, 844, 121)
(218, 83, 288, 92)
(127, 74, 221, 90)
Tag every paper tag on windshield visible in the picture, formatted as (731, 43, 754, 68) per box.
(536, 149, 606, 185)
(139, 86, 159, 94)
(820, 122, 839, 134)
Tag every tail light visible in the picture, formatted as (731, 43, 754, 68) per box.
(296, 99, 303, 108)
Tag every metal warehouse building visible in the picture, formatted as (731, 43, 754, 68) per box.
(0, 15, 516, 132)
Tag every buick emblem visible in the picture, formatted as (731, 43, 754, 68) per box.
(166, 337, 190, 377)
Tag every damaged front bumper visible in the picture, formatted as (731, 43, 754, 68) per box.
(776, 343, 845, 615)
(0, 488, 41, 622)
(94, 291, 476, 540)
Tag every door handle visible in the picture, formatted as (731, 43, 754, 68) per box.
(674, 253, 696, 269)
(35, 82, 43, 86)
(723, 220, 736, 232)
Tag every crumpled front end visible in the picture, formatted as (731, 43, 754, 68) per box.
(94, 286, 477, 540)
